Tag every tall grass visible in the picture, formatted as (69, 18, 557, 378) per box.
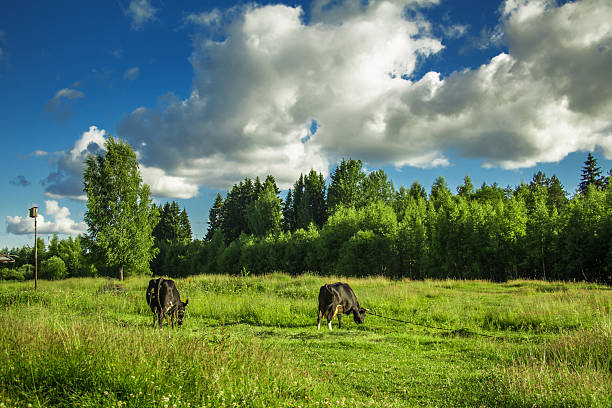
(0, 275, 609, 407)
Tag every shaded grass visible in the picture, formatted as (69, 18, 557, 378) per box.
(0, 275, 610, 407)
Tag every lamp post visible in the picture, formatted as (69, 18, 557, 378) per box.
(29, 206, 38, 290)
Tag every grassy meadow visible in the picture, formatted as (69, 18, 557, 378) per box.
(0, 274, 610, 407)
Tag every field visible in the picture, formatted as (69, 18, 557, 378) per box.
(0, 274, 610, 407)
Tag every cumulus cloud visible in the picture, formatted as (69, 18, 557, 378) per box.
(6, 200, 87, 235)
(41, 126, 199, 200)
(119, 1, 443, 188)
(123, 66, 140, 80)
(42, 126, 106, 200)
(45, 88, 84, 122)
(140, 165, 199, 198)
(125, 0, 157, 30)
(109, 0, 610, 190)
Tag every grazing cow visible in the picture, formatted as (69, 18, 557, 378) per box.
(317, 282, 367, 331)
(146, 277, 188, 328)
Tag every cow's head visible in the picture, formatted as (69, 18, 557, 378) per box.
(177, 298, 189, 326)
(353, 307, 367, 324)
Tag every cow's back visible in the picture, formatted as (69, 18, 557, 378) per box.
(159, 279, 180, 309)
(329, 282, 358, 310)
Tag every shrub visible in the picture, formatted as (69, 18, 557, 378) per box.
(40, 256, 68, 280)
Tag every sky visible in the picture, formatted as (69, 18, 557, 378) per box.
(1, 0, 611, 249)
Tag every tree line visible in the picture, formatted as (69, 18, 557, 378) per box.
(2, 143, 610, 284)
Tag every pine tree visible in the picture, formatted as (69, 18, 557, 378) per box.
(547, 175, 568, 212)
(327, 158, 365, 213)
(457, 175, 475, 199)
(179, 208, 192, 242)
(247, 178, 282, 237)
(282, 189, 295, 232)
(292, 170, 327, 230)
(408, 181, 426, 200)
(361, 169, 395, 206)
(206, 194, 224, 240)
(578, 153, 604, 195)
(220, 178, 258, 243)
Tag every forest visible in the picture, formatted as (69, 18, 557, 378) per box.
(2, 153, 611, 284)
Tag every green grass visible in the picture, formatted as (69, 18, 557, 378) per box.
(0, 275, 610, 407)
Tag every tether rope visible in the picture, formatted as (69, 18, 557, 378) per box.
(366, 310, 499, 339)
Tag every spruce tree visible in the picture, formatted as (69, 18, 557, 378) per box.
(457, 175, 475, 199)
(327, 158, 365, 213)
(206, 194, 224, 241)
(578, 153, 604, 195)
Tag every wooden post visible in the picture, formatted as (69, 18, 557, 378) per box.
(29, 206, 38, 290)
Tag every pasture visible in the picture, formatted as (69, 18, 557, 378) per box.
(0, 274, 610, 407)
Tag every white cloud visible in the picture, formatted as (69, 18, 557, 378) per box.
(123, 66, 140, 80)
(51, 88, 84, 100)
(125, 0, 157, 30)
(42, 126, 106, 200)
(140, 165, 199, 198)
(184, 10, 222, 27)
(6, 200, 87, 235)
(108, 0, 610, 191)
(119, 1, 444, 188)
(42, 126, 200, 200)
(45, 88, 85, 121)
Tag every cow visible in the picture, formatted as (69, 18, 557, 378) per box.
(317, 282, 367, 331)
(146, 277, 188, 328)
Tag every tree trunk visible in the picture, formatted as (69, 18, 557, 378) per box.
(119, 264, 124, 281)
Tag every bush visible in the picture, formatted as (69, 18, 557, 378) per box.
(40, 256, 67, 280)
(19, 264, 34, 280)
(0, 267, 25, 281)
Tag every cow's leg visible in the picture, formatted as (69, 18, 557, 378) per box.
(158, 310, 164, 328)
(331, 304, 343, 329)
(153, 307, 161, 328)
(317, 309, 323, 330)
(326, 307, 333, 331)
(171, 309, 177, 328)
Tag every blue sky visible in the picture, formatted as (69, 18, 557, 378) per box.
(1, 0, 611, 249)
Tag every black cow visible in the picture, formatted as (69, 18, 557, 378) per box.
(146, 277, 188, 328)
(317, 282, 367, 331)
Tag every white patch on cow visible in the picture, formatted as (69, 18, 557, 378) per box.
(332, 304, 343, 320)
(328, 320, 332, 331)
(317, 322, 321, 330)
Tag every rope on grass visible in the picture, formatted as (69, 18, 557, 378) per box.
(366, 311, 500, 339)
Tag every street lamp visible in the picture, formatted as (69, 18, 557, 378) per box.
(29, 206, 38, 290)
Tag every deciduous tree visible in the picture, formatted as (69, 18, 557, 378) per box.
(83, 136, 158, 280)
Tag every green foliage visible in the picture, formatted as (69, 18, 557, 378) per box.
(205, 193, 224, 240)
(287, 170, 327, 231)
(40, 255, 68, 280)
(83, 136, 159, 280)
(153, 201, 192, 244)
(326, 158, 366, 212)
(247, 179, 282, 237)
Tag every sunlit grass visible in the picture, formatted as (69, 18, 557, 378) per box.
(0, 275, 609, 407)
